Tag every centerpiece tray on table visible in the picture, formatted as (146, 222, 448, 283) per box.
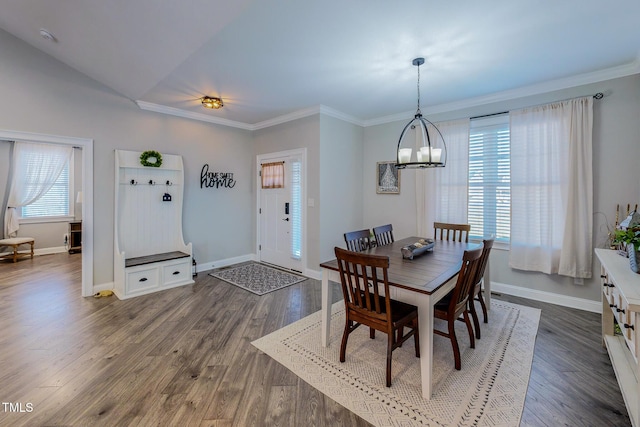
(401, 238, 435, 259)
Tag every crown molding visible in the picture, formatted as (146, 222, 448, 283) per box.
(135, 101, 254, 130)
(364, 58, 640, 127)
(137, 59, 640, 131)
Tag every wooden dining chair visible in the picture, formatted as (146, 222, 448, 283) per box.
(469, 237, 494, 339)
(434, 246, 483, 370)
(434, 222, 471, 243)
(334, 247, 420, 387)
(373, 224, 394, 246)
(344, 229, 372, 252)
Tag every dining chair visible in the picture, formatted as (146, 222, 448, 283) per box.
(344, 229, 372, 252)
(434, 222, 471, 243)
(373, 224, 394, 246)
(334, 246, 420, 387)
(434, 246, 483, 370)
(469, 237, 494, 339)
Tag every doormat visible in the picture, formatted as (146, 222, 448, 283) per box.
(209, 262, 306, 295)
(253, 299, 540, 426)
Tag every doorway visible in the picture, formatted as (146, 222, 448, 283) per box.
(0, 129, 93, 297)
(257, 148, 306, 273)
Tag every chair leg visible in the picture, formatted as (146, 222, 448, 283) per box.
(477, 290, 488, 323)
(386, 332, 393, 387)
(463, 311, 475, 349)
(413, 319, 420, 358)
(397, 326, 404, 347)
(448, 319, 461, 370)
(370, 327, 375, 339)
(340, 321, 352, 363)
(469, 299, 481, 340)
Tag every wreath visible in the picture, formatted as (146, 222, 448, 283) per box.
(140, 150, 163, 167)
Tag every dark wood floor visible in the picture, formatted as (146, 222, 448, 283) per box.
(0, 253, 631, 426)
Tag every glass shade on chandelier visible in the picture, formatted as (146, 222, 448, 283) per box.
(395, 58, 446, 169)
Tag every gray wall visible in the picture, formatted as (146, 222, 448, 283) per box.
(0, 29, 254, 285)
(362, 74, 640, 302)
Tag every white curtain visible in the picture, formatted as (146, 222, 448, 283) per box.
(509, 97, 593, 279)
(416, 118, 470, 237)
(4, 142, 72, 237)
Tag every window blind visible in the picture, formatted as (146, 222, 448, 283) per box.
(21, 161, 70, 218)
(290, 160, 302, 259)
(468, 115, 510, 241)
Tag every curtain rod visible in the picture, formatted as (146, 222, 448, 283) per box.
(470, 92, 604, 120)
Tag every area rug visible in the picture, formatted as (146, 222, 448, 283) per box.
(252, 299, 540, 426)
(209, 262, 306, 295)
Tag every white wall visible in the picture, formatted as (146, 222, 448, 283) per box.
(363, 74, 640, 303)
(0, 29, 254, 286)
(318, 115, 364, 264)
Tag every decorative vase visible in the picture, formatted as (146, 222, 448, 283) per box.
(630, 244, 640, 274)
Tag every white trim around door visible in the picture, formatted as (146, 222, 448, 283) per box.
(0, 129, 94, 297)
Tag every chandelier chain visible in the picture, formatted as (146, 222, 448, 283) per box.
(416, 62, 421, 114)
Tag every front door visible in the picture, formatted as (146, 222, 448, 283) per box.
(258, 151, 304, 272)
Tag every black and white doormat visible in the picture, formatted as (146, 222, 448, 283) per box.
(209, 262, 306, 295)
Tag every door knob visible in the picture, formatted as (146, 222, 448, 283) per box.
(282, 217, 290, 221)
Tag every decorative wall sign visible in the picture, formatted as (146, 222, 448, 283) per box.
(201, 164, 237, 189)
(376, 161, 400, 194)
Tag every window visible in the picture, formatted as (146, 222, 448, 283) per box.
(20, 153, 73, 220)
(468, 115, 510, 242)
(290, 160, 302, 260)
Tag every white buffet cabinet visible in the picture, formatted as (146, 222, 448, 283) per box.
(596, 248, 640, 426)
(114, 150, 193, 299)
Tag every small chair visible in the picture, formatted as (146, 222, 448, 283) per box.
(469, 237, 494, 339)
(434, 246, 483, 370)
(344, 229, 372, 252)
(335, 247, 420, 387)
(434, 222, 471, 243)
(373, 224, 394, 246)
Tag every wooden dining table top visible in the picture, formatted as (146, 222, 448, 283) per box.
(320, 236, 479, 295)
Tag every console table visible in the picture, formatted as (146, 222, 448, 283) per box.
(596, 248, 640, 426)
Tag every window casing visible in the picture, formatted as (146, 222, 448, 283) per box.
(468, 115, 510, 242)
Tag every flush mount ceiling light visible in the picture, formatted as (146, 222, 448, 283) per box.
(201, 96, 223, 109)
(395, 58, 447, 169)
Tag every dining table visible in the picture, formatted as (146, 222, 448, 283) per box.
(319, 236, 488, 399)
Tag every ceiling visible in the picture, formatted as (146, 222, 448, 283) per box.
(1, 0, 639, 130)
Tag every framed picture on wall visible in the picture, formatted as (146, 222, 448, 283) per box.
(376, 161, 400, 194)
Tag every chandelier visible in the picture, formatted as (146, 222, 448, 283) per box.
(395, 58, 446, 169)
(201, 96, 224, 109)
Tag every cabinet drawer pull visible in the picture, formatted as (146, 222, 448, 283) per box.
(139, 277, 148, 282)
(610, 304, 617, 308)
(604, 283, 615, 288)
(600, 274, 607, 278)
(617, 308, 626, 314)
(173, 271, 180, 275)
(624, 323, 635, 330)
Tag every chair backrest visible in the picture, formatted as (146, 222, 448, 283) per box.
(474, 237, 495, 286)
(434, 222, 471, 243)
(344, 229, 372, 252)
(448, 246, 483, 314)
(334, 247, 392, 325)
(373, 224, 394, 246)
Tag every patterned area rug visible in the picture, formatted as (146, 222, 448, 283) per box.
(209, 262, 306, 295)
(253, 299, 540, 426)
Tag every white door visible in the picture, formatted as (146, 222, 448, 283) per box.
(259, 152, 304, 272)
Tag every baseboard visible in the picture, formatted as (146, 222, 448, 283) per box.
(491, 281, 601, 313)
(93, 281, 114, 294)
(196, 253, 255, 273)
(305, 268, 322, 280)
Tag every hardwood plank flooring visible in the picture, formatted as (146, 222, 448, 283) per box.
(0, 253, 631, 426)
